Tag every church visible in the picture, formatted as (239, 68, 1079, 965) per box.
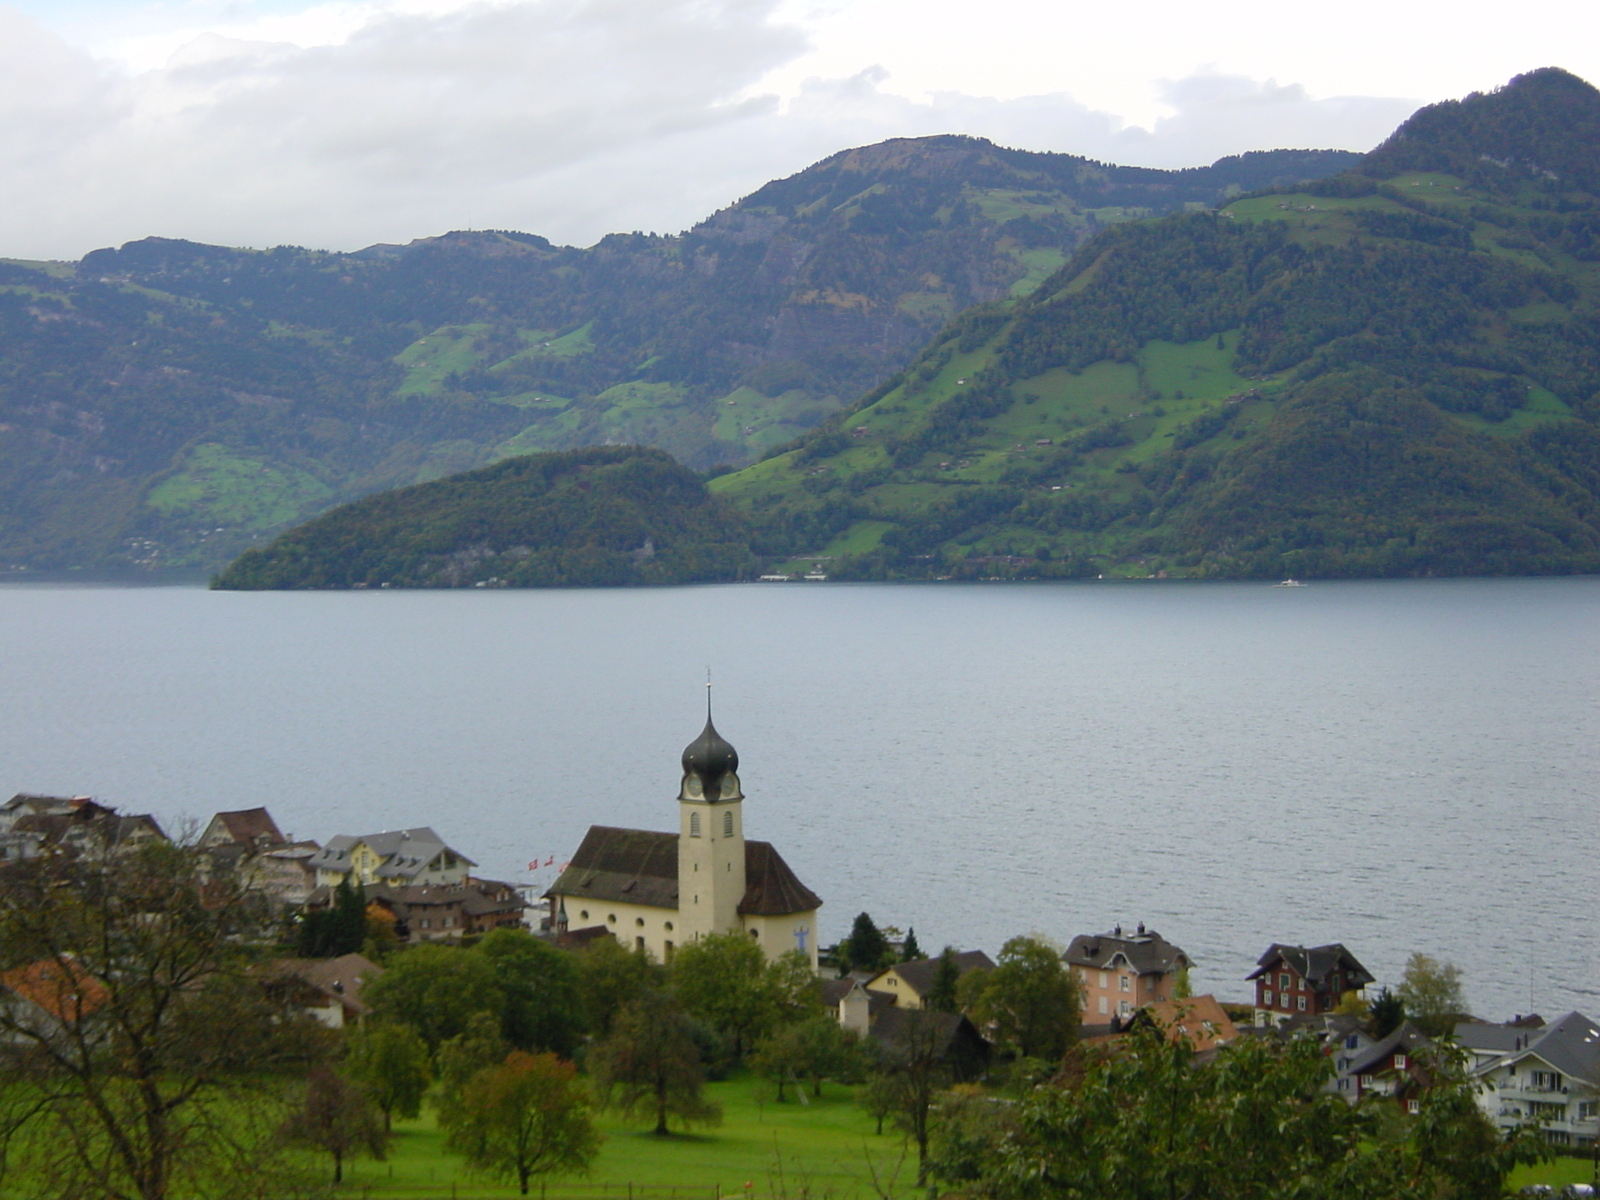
(545, 707, 822, 970)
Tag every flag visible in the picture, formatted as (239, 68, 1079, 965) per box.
(545, 855, 555, 867)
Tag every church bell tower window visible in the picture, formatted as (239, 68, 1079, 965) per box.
(690, 812, 701, 837)
(723, 810, 733, 837)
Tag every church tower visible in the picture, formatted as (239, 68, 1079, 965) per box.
(676, 700, 746, 944)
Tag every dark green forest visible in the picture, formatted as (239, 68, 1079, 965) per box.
(215, 446, 755, 589)
(0, 137, 1355, 573)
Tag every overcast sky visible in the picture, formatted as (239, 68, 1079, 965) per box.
(0, 0, 1592, 260)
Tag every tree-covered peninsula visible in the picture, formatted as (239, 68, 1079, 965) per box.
(214, 447, 755, 589)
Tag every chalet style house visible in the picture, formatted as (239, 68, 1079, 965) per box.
(1064, 923, 1191, 1021)
(1460, 1011, 1600, 1147)
(545, 707, 822, 968)
(0, 794, 165, 863)
(309, 827, 474, 890)
(1248, 943, 1374, 1024)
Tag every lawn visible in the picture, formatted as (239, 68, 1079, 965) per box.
(326, 1076, 917, 1200)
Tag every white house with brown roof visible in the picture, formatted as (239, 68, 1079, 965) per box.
(545, 707, 822, 969)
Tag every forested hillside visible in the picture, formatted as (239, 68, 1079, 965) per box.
(215, 446, 754, 589)
(711, 68, 1600, 580)
(0, 142, 1356, 570)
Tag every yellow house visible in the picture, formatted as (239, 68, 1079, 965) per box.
(864, 949, 995, 1009)
(546, 707, 822, 970)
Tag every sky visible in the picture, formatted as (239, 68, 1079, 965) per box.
(0, 0, 1593, 260)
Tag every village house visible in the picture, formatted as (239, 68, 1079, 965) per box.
(362, 878, 527, 942)
(864, 950, 994, 1009)
(545, 706, 822, 969)
(199, 807, 321, 904)
(309, 827, 474, 890)
(1460, 1011, 1600, 1147)
(0, 957, 109, 1039)
(1136, 994, 1240, 1053)
(1247, 943, 1374, 1024)
(1064, 923, 1191, 1021)
(265, 953, 383, 1029)
(0, 796, 165, 863)
(1344, 1022, 1436, 1110)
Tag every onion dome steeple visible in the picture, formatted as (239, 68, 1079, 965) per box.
(679, 685, 742, 802)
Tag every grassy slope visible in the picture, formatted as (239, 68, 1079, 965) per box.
(322, 1077, 914, 1200)
(713, 159, 1600, 579)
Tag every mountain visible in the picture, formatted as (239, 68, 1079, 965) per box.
(709, 68, 1600, 580)
(214, 446, 754, 589)
(0, 142, 1357, 571)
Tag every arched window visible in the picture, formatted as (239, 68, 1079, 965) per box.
(723, 810, 734, 837)
(690, 811, 701, 837)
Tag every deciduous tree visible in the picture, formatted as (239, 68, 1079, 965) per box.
(589, 992, 721, 1136)
(574, 935, 661, 1037)
(477, 928, 585, 1056)
(280, 1066, 387, 1185)
(362, 942, 504, 1051)
(0, 841, 331, 1200)
(441, 1051, 601, 1196)
(957, 935, 1080, 1062)
(345, 1021, 431, 1132)
(751, 1015, 862, 1100)
(1398, 952, 1467, 1037)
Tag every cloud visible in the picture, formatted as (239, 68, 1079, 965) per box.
(0, 1, 1419, 260)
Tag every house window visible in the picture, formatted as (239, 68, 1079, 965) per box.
(607, 914, 616, 924)
(1395, 1054, 1407, 1070)
(636, 917, 645, 927)
(1346, 1034, 1360, 1050)
(1098, 996, 1108, 1015)
(723, 811, 733, 837)
(1279, 973, 1290, 990)
(1407, 1100, 1420, 1115)
(1119, 975, 1131, 992)
(664, 921, 673, 931)
(1360, 1075, 1374, 1088)
(1577, 1101, 1597, 1120)
(1533, 1071, 1561, 1091)
(1100, 972, 1109, 988)
(1264, 990, 1274, 1007)
(1297, 996, 1308, 1011)
(690, 812, 701, 837)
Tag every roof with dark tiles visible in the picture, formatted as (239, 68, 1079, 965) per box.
(546, 825, 820, 917)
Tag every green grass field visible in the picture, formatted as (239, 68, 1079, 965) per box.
(325, 1077, 915, 1200)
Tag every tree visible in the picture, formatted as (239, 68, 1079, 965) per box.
(345, 1021, 431, 1132)
(958, 1025, 1547, 1200)
(1398, 952, 1467, 1037)
(441, 1051, 601, 1196)
(477, 928, 585, 1056)
(280, 1066, 387, 1184)
(841, 913, 891, 974)
(297, 877, 368, 958)
(751, 1015, 862, 1100)
(589, 992, 721, 1135)
(957, 935, 1080, 1062)
(867, 1007, 955, 1183)
(900, 927, 922, 962)
(362, 942, 505, 1051)
(926, 947, 962, 1013)
(1370, 986, 1406, 1038)
(0, 840, 331, 1200)
(672, 933, 812, 1057)
(436, 1011, 511, 1112)
(575, 935, 661, 1037)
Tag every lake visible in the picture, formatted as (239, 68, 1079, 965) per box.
(1, 575, 1595, 1019)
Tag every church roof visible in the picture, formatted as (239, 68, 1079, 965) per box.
(547, 825, 821, 917)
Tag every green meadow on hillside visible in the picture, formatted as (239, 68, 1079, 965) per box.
(316, 1078, 915, 1200)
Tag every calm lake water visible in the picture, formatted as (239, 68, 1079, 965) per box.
(1, 576, 1595, 1018)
